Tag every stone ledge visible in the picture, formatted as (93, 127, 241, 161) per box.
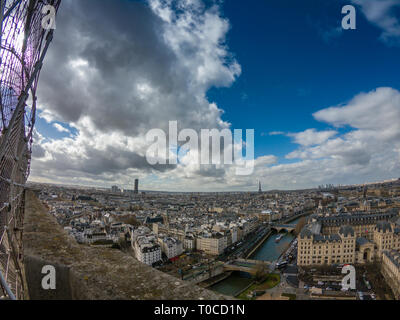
(23, 190, 225, 300)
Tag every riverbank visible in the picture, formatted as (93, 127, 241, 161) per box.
(250, 213, 310, 262)
(237, 274, 281, 300)
(234, 281, 255, 298)
(209, 272, 254, 297)
(208, 212, 313, 297)
(198, 271, 233, 288)
(246, 230, 272, 259)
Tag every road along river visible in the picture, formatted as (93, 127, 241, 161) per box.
(210, 217, 302, 297)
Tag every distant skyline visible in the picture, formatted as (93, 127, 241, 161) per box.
(28, 176, 400, 194)
(30, 0, 400, 192)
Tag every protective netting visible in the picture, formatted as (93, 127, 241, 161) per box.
(0, 0, 61, 299)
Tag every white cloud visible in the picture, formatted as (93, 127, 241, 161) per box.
(32, 86, 400, 191)
(31, 0, 241, 190)
(268, 131, 285, 136)
(29, 0, 400, 192)
(53, 123, 70, 133)
(352, 0, 400, 45)
(288, 129, 338, 147)
(314, 87, 400, 137)
(220, 87, 400, 191)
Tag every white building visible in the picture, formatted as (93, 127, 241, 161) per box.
(83, 229, 108, 244)
(196, 232, 227, 256)
(183, 235, 196, 251)
(231, 227, 238, 244)
(131, 227, 162, 266)
(134, 237, 162, 266)
(259, 210, 282, 223)
(158, 237, 183, 259)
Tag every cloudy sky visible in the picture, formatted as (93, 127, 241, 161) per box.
(30, 0, 400, 192)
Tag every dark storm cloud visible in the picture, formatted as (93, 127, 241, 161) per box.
(31, 0, 241, 186)
(32, 141, 176, 186)
(40, 0, 170, 131)
(38, 0, 236, 135)
(32, 144, 46, 159)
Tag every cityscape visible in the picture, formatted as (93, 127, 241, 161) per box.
(27, 177, 400, 300)
(1, 0, 400, 309)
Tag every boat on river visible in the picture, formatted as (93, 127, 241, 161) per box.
(275, 234, 284, 243)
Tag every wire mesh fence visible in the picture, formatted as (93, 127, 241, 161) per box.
(0, 0, 61, 300)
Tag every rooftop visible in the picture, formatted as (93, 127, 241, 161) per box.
(23, 190, 224, 300)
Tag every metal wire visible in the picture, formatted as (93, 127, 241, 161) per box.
(0, 0, 61, 300)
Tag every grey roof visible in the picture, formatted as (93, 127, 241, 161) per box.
(313, 234, 341, 243)
(356, 237, 369, 246)
(376, 221, 392, 233)
(317, 211, 398, 228)
(310, 222, 322, 235)
(299, 221, 322, 239)
(339, 225, 355, 237)
(300, 227, 312, 239)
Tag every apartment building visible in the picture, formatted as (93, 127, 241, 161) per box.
(298, 225, 357, 266)
(374, 222, 400, 257)
(318, 211, 398, 241)
(298, 211, 400, 266)
(382, 250, 400, 299)
(158, 236, 183, 260)
(153, 223, 186, 241)
(257, 210, 282, 223)
(183, 235, 196, 251)
(131, 227, 162, 266)
(196, 233, 227, 255)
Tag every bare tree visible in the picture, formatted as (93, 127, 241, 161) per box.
(253, 263, 268, 282)
(294, 217, 306, 235)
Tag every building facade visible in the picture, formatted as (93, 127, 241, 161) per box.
(134, 179, 139, 194)
(382, 250, 400, 299)
(183, 235, 196, 251)
(196, 233, 227, 255)
(297, 211, 400, 266)
(158, 236, 183, 260)
(131, 227, 162, 266)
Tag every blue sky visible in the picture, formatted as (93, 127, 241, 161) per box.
(208, 0, 400, 161)
(31, 0, 400, 191)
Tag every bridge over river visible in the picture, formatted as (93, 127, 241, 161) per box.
(210, 215, 311, 297)
(224, 259, 272, 275)
(271, 224, 296, 233)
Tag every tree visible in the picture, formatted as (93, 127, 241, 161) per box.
(253, 263, 268, 282)
(116, 215, 141, 227)
(294, 217, 306, 235)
